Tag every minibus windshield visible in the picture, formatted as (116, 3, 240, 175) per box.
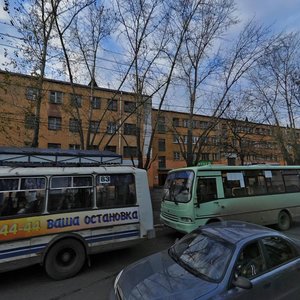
(163, 170, 194, 203)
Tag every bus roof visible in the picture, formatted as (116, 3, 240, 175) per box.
(0, 165, 145, 177)
(168, 164, 300, 173)
(0, 147, 122, 166)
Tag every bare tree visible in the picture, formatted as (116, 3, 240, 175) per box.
(170, 15, 277, 166)
(177, 0, 236, 166)
(50, 0, 95, 149)
(142, 0, 207, 170)
(249, 33, 300, 164)
(108, 0, 170, 168)
(69, 1, 115, 149)
(3, 0, 58, 147)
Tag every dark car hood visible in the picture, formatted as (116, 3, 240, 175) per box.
(117, 250, 218, 300)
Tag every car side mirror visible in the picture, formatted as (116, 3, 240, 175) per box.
(232, 276, 252, 290)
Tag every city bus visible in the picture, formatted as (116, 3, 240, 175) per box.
(160, 164, 300, 233)
(0, 165, 154, 280)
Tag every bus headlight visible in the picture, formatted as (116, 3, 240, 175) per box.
(180, 217, 193, 223)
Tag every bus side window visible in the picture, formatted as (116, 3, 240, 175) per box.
(96, 174, 136, 208)
(48, 189, 66, 212)
(73, 188, 92, 209)
(1, 192, 14, 216)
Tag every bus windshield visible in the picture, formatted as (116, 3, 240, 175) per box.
(163, 170, 194, 203)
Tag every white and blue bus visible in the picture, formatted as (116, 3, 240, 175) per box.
(0, 165, 154, 280)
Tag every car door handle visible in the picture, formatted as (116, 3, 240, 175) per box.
(263, 282, 271, 289)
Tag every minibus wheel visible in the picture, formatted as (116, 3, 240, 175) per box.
(277, 210, 291, 231)
(45, 238, 86, 280)
(206, 218, 221, 225)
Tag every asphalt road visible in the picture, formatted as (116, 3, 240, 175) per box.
(0, 226, 179, 300)
(1, 187, 300, 300)
(1, 222, 300, 300)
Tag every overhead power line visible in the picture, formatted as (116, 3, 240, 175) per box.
(0, 31, 239, 94)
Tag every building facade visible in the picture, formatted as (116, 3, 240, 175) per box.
(0, 70, 151, 166)
(0, 71, 296, 187)
(150, 109, 286, 186)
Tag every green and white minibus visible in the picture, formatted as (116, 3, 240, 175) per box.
(160, 164, 300, 233)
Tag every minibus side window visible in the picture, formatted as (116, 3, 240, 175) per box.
(196, 178, 218, 204)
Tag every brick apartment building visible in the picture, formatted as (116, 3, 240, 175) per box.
(151, 109, 285, 186)
(0, 70, 292, 187)
(0, 70, 151, 162)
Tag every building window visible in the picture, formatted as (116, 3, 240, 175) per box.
(69, 144, 81, 150)
(124, 101, 136, 113)
(123, 146, 137, 158)
(210, 136, 219, 145)
(158, 139, 166, 151)
(173, 118, 180, 127)
(124, 123, 137, 135)
(157, 116, 166, 133)
(183, 119, 189, 128)
(173, 134, 179, 143)
(200, 121, 210, 129)
(70, 94, 82, 108)
(48, 143, 61, 149)
(48, 117, 61, 131)
(158, 156, 166, 168)
(192, 120, 199, 129)
(25, 113, 35, 129)
(173, 151, 180, 160)
(89, 121, 100, 133)
(192, 136, 199, 144)
(201, 153, 210, 161)
(88, 145, 98, 150)
(107, 99, 117, 111)
(107, 122, 117, 134)
(69, 119, 80, 133)
(91, 97, 101, 109)
(212, 153, 219, 161)
(49, 91, 63, 104)
(26, 87, 39, 101)
(105, 145, 117, 153)
(227, 157, 236, 166)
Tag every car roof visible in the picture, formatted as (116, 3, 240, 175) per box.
(200, 221, 279, 245)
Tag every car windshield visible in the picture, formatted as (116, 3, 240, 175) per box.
(163, 171, 194, 203)
(169, 231, 233, 281)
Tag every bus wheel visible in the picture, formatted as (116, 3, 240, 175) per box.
(277, 211, 291, 231)
(45, 239, 86, 280)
